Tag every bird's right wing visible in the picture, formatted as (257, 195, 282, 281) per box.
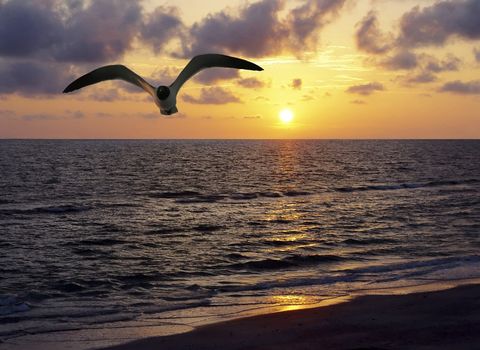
(170, 54, 263, 92)
(63, 65, 155, 96)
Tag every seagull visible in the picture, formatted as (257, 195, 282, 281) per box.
(63, 54, 263, 115)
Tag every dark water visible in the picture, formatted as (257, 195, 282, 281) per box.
(1, 140, 479, 344)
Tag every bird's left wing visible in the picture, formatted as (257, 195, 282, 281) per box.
(63, 65, 155, 96)
(170, 54, 263, 92)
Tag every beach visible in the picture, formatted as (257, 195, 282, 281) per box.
(103, 283, 480, 350)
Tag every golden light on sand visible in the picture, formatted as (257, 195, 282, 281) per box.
(279, 108, 294, 123)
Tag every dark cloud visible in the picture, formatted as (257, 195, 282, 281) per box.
(474, 48, 480, 62)
(194, 68, 239, 84)
(439, 80, 480, 94)
(237, 77, 267, 89)
(183, 0, 347, 58)
(182, 87, 241, 104)
(0, 1, 62, 57)
(346, 82, 385, 95)
(398, 0, 480, 47)
(404, 72, 437, 84)
(244, 115, 262, 119)
(355, 11, 392, 54)
(140, 6, 185, 55)
(54, 0, 142, 62)
(290, 78, 302, 90)
(424, 55, 460, 73)
(381, 50, 418, 70)
(0, 0, 143, 63)
(0, 60, 74, 95)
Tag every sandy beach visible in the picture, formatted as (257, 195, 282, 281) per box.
(101, 283, 480, 350)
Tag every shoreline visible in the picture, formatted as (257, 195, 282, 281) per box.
(101, 281, 480, 350)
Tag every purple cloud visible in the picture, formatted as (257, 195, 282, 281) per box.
(140, 6, 185, 55)
(474, 48, 480, 62)
(290, 78, 302, 90)
(0, 61, 74, 95)
(54, 0, 142, 62)
(381, 51, 418, 70)
(182, 87, 241, 104)
(398, 0, 480, 47)
(439, 80, 480, 94)
(183, 0, 347, 58)
(237, 77, 267, 89)
(0, 1, 62, 57)
(346, 82, 385, 96)
(404, 72, 437, 84)
(355, 11, 392, 54)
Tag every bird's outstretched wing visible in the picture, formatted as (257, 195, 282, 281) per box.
(170, 54, 263, 91)
(63, 65, 155, 96)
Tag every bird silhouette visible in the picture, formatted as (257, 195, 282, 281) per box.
(63, 54, 263, 115)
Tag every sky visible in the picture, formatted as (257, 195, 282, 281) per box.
(0, 0, 479, 139)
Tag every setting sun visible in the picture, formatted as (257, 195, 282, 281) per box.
(279, 109, 294, 123)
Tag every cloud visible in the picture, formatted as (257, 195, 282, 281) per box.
(381, 50, 418, 70)
(244, 115, 262, 119)
(0, 0, 143, 63)
(194, 68, 239, 84)
(182, 87, 241, 104)
(140, 6, 185, 55)
(0, 1, 62, 57)
(237, 77, 267, 89)
(290, 78, 302, 90)
(55, 1, 142, 63)
(475, 48, 480, 62)
(439, 80, 480, 95)
(404, 72, 437, 84)
(424, 55, 460, 73)
(346, 82, 385, 95)
(355, 11, 392, 54)
(0, 60, 74, 95)
(182, 0, 347, 58)
(398, 0, 480, 48)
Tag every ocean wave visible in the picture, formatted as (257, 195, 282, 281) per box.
(148, 190, 201, 199)
(342, 238, 397, 245)
(340, 255, 480, 275)
(152, 190, 312, 204)
(334, 178, 479, 193)
(0, 295, 30, 316)
(215, 255, 480, 294)
(228, 254, 344, 271)
(68, 238, 128, 246)
(0, 204, 91, 216)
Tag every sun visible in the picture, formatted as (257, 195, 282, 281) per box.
(279, 108, 294, 123)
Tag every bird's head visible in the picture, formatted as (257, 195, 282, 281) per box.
(156, 86, 170, 100)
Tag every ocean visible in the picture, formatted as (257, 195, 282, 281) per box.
(1, 140, 479, 349)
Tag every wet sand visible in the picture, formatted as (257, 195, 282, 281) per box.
(101, 283, 480, 350)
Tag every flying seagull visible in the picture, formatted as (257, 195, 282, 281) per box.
(63, 54, 263, 115)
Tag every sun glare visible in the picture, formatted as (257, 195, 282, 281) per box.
(279, 109, 294, 123)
